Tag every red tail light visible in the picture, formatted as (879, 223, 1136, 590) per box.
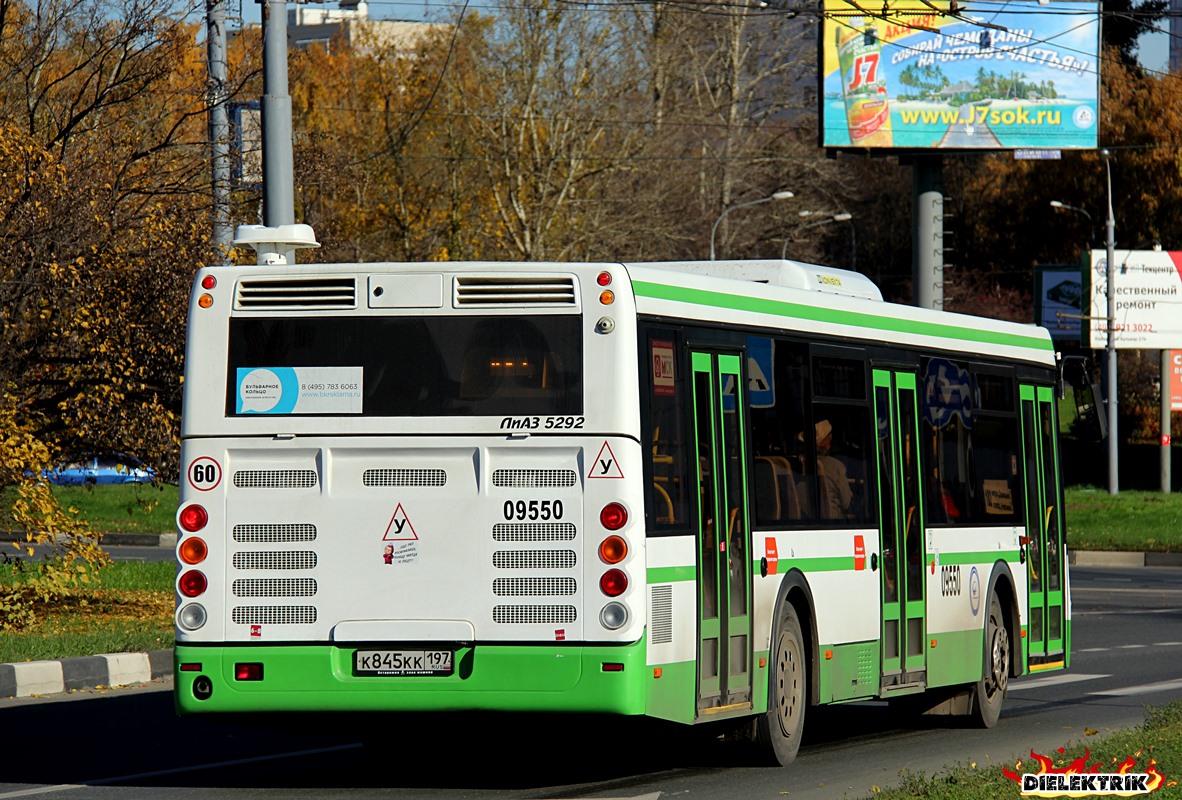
(600, 503, 628, 531)
(179, 570, 208, 598)
(600, 568, 627, 597)
(179, 504, 208, 532)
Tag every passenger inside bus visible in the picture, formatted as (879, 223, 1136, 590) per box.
(814, 419, 853, 520)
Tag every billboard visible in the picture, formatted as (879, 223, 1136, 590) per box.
(819, 0, 1101, 151)
(1088, 250, 1182, 349)
(1034, 265, 1084, 341)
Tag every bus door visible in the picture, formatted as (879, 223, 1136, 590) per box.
(690, 350, 753, 715)
(872, 369, 928, 689)
(1020, 385, 1067, 671)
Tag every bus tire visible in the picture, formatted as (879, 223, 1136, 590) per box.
(971, 592, 1009, 728)
(757, 602, 807, 766)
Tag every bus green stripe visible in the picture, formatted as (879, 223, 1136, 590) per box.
(648, 565, 697, 583)
(937, 550, 1022, 566)
(633, 281, 1051, 352)
(650, 555, 858, 584)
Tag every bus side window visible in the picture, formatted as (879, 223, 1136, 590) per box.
(646, 334, 690, 531)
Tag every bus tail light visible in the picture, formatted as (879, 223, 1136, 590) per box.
(598, 535, 627, 564)
(179, 504, 208, 532)
(179, 570, 208, 598)
(235, 663, 264, 681)
(178, 603, 208, 631)
(600, 602, 628, 629)
(600, 503, 628, 531)
(179, 537, 208, 565)
(600, 568, 627, 597)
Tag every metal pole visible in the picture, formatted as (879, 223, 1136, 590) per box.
(1103, 149, 1118, 495)
(263, 0, 295, 231)
(207, 0, 232, 263)
(1163, 349, 1172, 493)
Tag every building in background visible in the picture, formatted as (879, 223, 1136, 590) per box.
(288, 0, 442, 54)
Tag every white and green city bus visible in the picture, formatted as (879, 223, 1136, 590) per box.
(174, 253, 1069, 765)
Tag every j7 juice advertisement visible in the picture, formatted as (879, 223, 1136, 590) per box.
(820, 0, 1100, 150)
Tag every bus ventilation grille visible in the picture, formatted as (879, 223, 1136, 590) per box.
(233, 523, 317, 543)
(493, 550, 577, 570)
(233, 551, 318, 570)
(233, 470, 318, 489)
(235, 277, 357, 310)
(493, 577, 577, 597)
(492, 469, 577, 488)
(650, 585, 673, 645)
(232, 606, 318, 625)
(493, 605, 577, 624)
(233, 578, 318, 598)
(454, 276, 577, 307)
(363, 468, 446, 487)
(492, 523, 576, 542)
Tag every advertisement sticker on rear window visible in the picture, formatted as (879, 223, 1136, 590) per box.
(236, 367, 363, 414)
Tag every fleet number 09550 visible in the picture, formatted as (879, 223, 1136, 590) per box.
(504, 499, 564, 521)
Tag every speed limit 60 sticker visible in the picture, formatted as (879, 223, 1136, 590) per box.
(188, 457, 222, 491)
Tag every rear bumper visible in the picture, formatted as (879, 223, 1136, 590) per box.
(174, 641, 647, 715)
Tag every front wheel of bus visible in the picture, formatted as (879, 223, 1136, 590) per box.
(757, 602, 806, 766)
(972, 593, 1009, 728)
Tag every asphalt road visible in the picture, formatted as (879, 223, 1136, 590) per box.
(2, 565, 1179, 800)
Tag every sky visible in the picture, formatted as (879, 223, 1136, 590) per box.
(233, 1, 1173, 80)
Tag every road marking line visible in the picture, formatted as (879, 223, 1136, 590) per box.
(1116, 644, 1148, 649)
(0, 744, 361, 799)
(1076, 647, 1110, 653)
(1090, 678, 1182, 697)
(1010, 673, 1110, 691)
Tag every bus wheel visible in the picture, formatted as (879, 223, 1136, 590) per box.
(972, 593, 1009, 728)
(757, 602, 806, 766)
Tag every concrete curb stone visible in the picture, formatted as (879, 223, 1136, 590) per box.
(0, 531, 175, 547)
(0, 649, 173, 700)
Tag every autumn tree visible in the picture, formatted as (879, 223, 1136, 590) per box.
(0, 0, 218, 626)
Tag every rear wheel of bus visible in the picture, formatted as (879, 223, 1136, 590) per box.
(971, 593, 1009, 728)
(757, 601, 807, 766)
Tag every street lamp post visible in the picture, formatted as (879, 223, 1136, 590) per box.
(1048, 149, 1119, 496)
(781, 211, 853, 260)
(1102, 149, 1118, 496)
(710, 190, 794, 260)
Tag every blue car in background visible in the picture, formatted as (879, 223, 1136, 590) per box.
(42, 453, 157, 486)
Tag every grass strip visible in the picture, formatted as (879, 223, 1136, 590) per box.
(1066, 486, 1182, 552)
(864, 700, 1182, 798)
(0, 560, 174, 663)
(1, 483, 178, 536)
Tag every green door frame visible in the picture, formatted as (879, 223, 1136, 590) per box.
(690, 350, 753, 716)
(1019, 384, 1067, 671)
(872, 369, 928, 690)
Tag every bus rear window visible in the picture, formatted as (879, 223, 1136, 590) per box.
(227, 315, 582, 417)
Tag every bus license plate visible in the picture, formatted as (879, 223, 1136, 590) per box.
(354, 649, 454, 676)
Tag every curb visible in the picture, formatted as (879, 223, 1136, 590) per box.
(0, 531, 175, 547)
(1069, 550, 1182, 567)
(0, 649, 173, 700)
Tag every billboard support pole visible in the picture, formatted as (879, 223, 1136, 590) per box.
(913, 155, 944, 310)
